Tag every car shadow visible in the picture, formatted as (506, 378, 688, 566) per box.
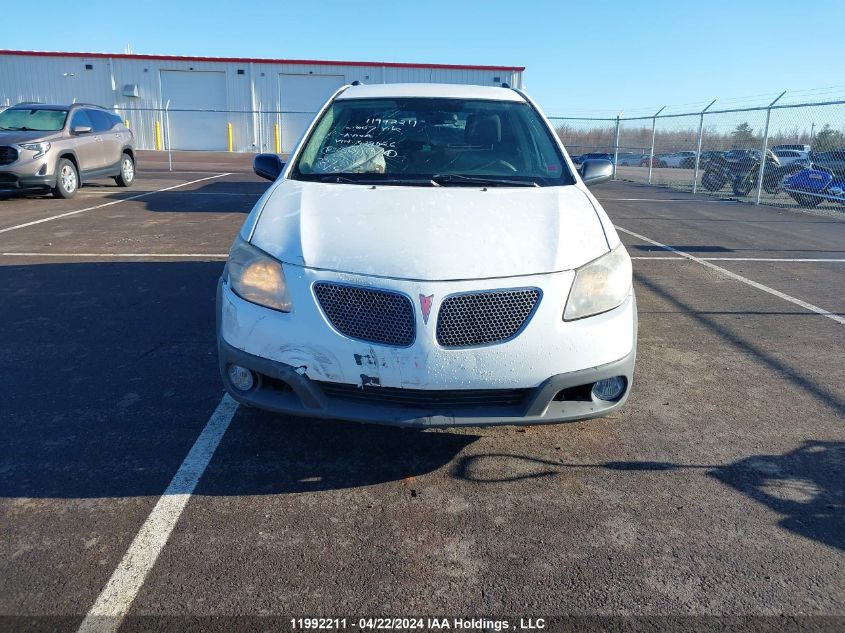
(194, 406, 477, 496)
(453, 440, 844, 551)
(99, 180, 269, 213)
(0, 260, 473, 501)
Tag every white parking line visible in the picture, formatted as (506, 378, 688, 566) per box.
(616, 225, 845, 325)
(0, 173, 231, 235)
(77, 394, 239, 633)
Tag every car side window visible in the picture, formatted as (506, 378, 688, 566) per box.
(70, 109, 94, 131)
(88, 109, 115, 133)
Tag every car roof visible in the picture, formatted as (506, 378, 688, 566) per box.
(336, 83, 526, 102)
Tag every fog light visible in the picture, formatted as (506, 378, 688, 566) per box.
(227, 364, 255, 391)
(592, 376, 626, 401)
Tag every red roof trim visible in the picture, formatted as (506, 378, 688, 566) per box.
(0, 49, 525, 72)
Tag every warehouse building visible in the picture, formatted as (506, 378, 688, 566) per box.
(0, 50, 524, 153)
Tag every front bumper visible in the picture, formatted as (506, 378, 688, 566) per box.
(0, 171, 55, 190)
(217, 269, 637, 428)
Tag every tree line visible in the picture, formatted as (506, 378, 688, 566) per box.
(555, 122, 845, 154)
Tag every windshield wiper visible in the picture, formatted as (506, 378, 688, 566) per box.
(431, 173, 540, 187)
(315, 174, 360, 184)
(314, 175, 440, 186)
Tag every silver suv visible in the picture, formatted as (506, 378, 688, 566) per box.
(0, 103, 136, 198)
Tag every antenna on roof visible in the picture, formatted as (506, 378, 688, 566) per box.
(501, 82, 510, 88)
(351, 80, 363, 86)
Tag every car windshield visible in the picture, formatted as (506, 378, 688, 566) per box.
(292, 97, 574, 186)
(0, 108, 68, 132)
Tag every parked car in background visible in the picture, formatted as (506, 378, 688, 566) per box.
(218, 83, 636, 427)
(639, 154, 668, 167)
(0, 102, 135, 198)
(773, 149, 811, 167)
(772, 143, 811, 154)
(699, 150, 725, 168)
(617, 153, 647, 166)
(663, 151, 697, 168)
(811, 150, 845, 176)
(569, 153, 583, 165)
(579, 152, 615, 164)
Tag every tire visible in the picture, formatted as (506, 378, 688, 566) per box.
(763, 167, 795, 195)
(114, 153, 135, 187)
(790, 192, 823, 208)
(763, 175, 781, 195)
(732, 173, 756, 197)
(52, 158, 79, 199)
(701, 169, 727, 192)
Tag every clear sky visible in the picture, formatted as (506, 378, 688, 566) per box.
(3, 0, 844, 117)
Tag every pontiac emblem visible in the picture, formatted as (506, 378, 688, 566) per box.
(419, 294, 434, 324)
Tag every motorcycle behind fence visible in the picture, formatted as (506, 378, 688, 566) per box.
(782, 167, 845, 207)
(701, 150, 806, 197)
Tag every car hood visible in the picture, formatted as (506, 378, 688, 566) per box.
(0, 130, 57, 144)
(250, 180, 610, 281)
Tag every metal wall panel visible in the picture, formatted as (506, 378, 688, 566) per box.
(0, 53, 524, 152)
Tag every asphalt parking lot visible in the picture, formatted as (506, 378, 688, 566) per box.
(1, 151, 843, 632)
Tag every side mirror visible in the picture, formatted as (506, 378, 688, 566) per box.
(253, 153, 285, 181)
(72, 125, 92, 135)
(579, 159, 613, 186)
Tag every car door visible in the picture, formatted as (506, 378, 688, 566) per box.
(68, 109, 101, 173)
(88, 109, 122, 169)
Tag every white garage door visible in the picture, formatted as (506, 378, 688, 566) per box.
(279, 74, 345, 153)
(160, 70, 227, 151)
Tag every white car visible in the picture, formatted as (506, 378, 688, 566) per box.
(773, 149, 810, 167)
(617, 153, 647, 166)
(217, 83, 637, 427)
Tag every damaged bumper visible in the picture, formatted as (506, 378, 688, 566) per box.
(216, 270, 637, 428)
(218, 335, 635, 427)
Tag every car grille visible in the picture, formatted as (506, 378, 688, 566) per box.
(436, 288, 541, 348)
(0, 146, 19, 166)
(314, 282, 415, 347)
(0, 173, 18, 185)
(317, 381, 530, 409)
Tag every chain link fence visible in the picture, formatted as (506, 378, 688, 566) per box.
(551, 96, 845, 211)
(52, 95, 845, 213)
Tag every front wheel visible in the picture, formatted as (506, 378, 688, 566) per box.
(701, 169, 727, 191)
(732, 173, 756, 196)
(789, 192, 823, 207)
(114, 153, 135, 187)
(52, 158, 79, 199)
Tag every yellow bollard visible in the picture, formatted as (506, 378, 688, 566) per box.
(227, 122, 233, 152)
(124, 119, 130, 129)
(154, 121, 162, 150)
(274, 123, 281, 154)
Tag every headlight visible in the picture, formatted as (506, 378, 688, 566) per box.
(19, 142, 51, 159)
(226, 236, 292, 312)
(564, 244, 632, 321)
